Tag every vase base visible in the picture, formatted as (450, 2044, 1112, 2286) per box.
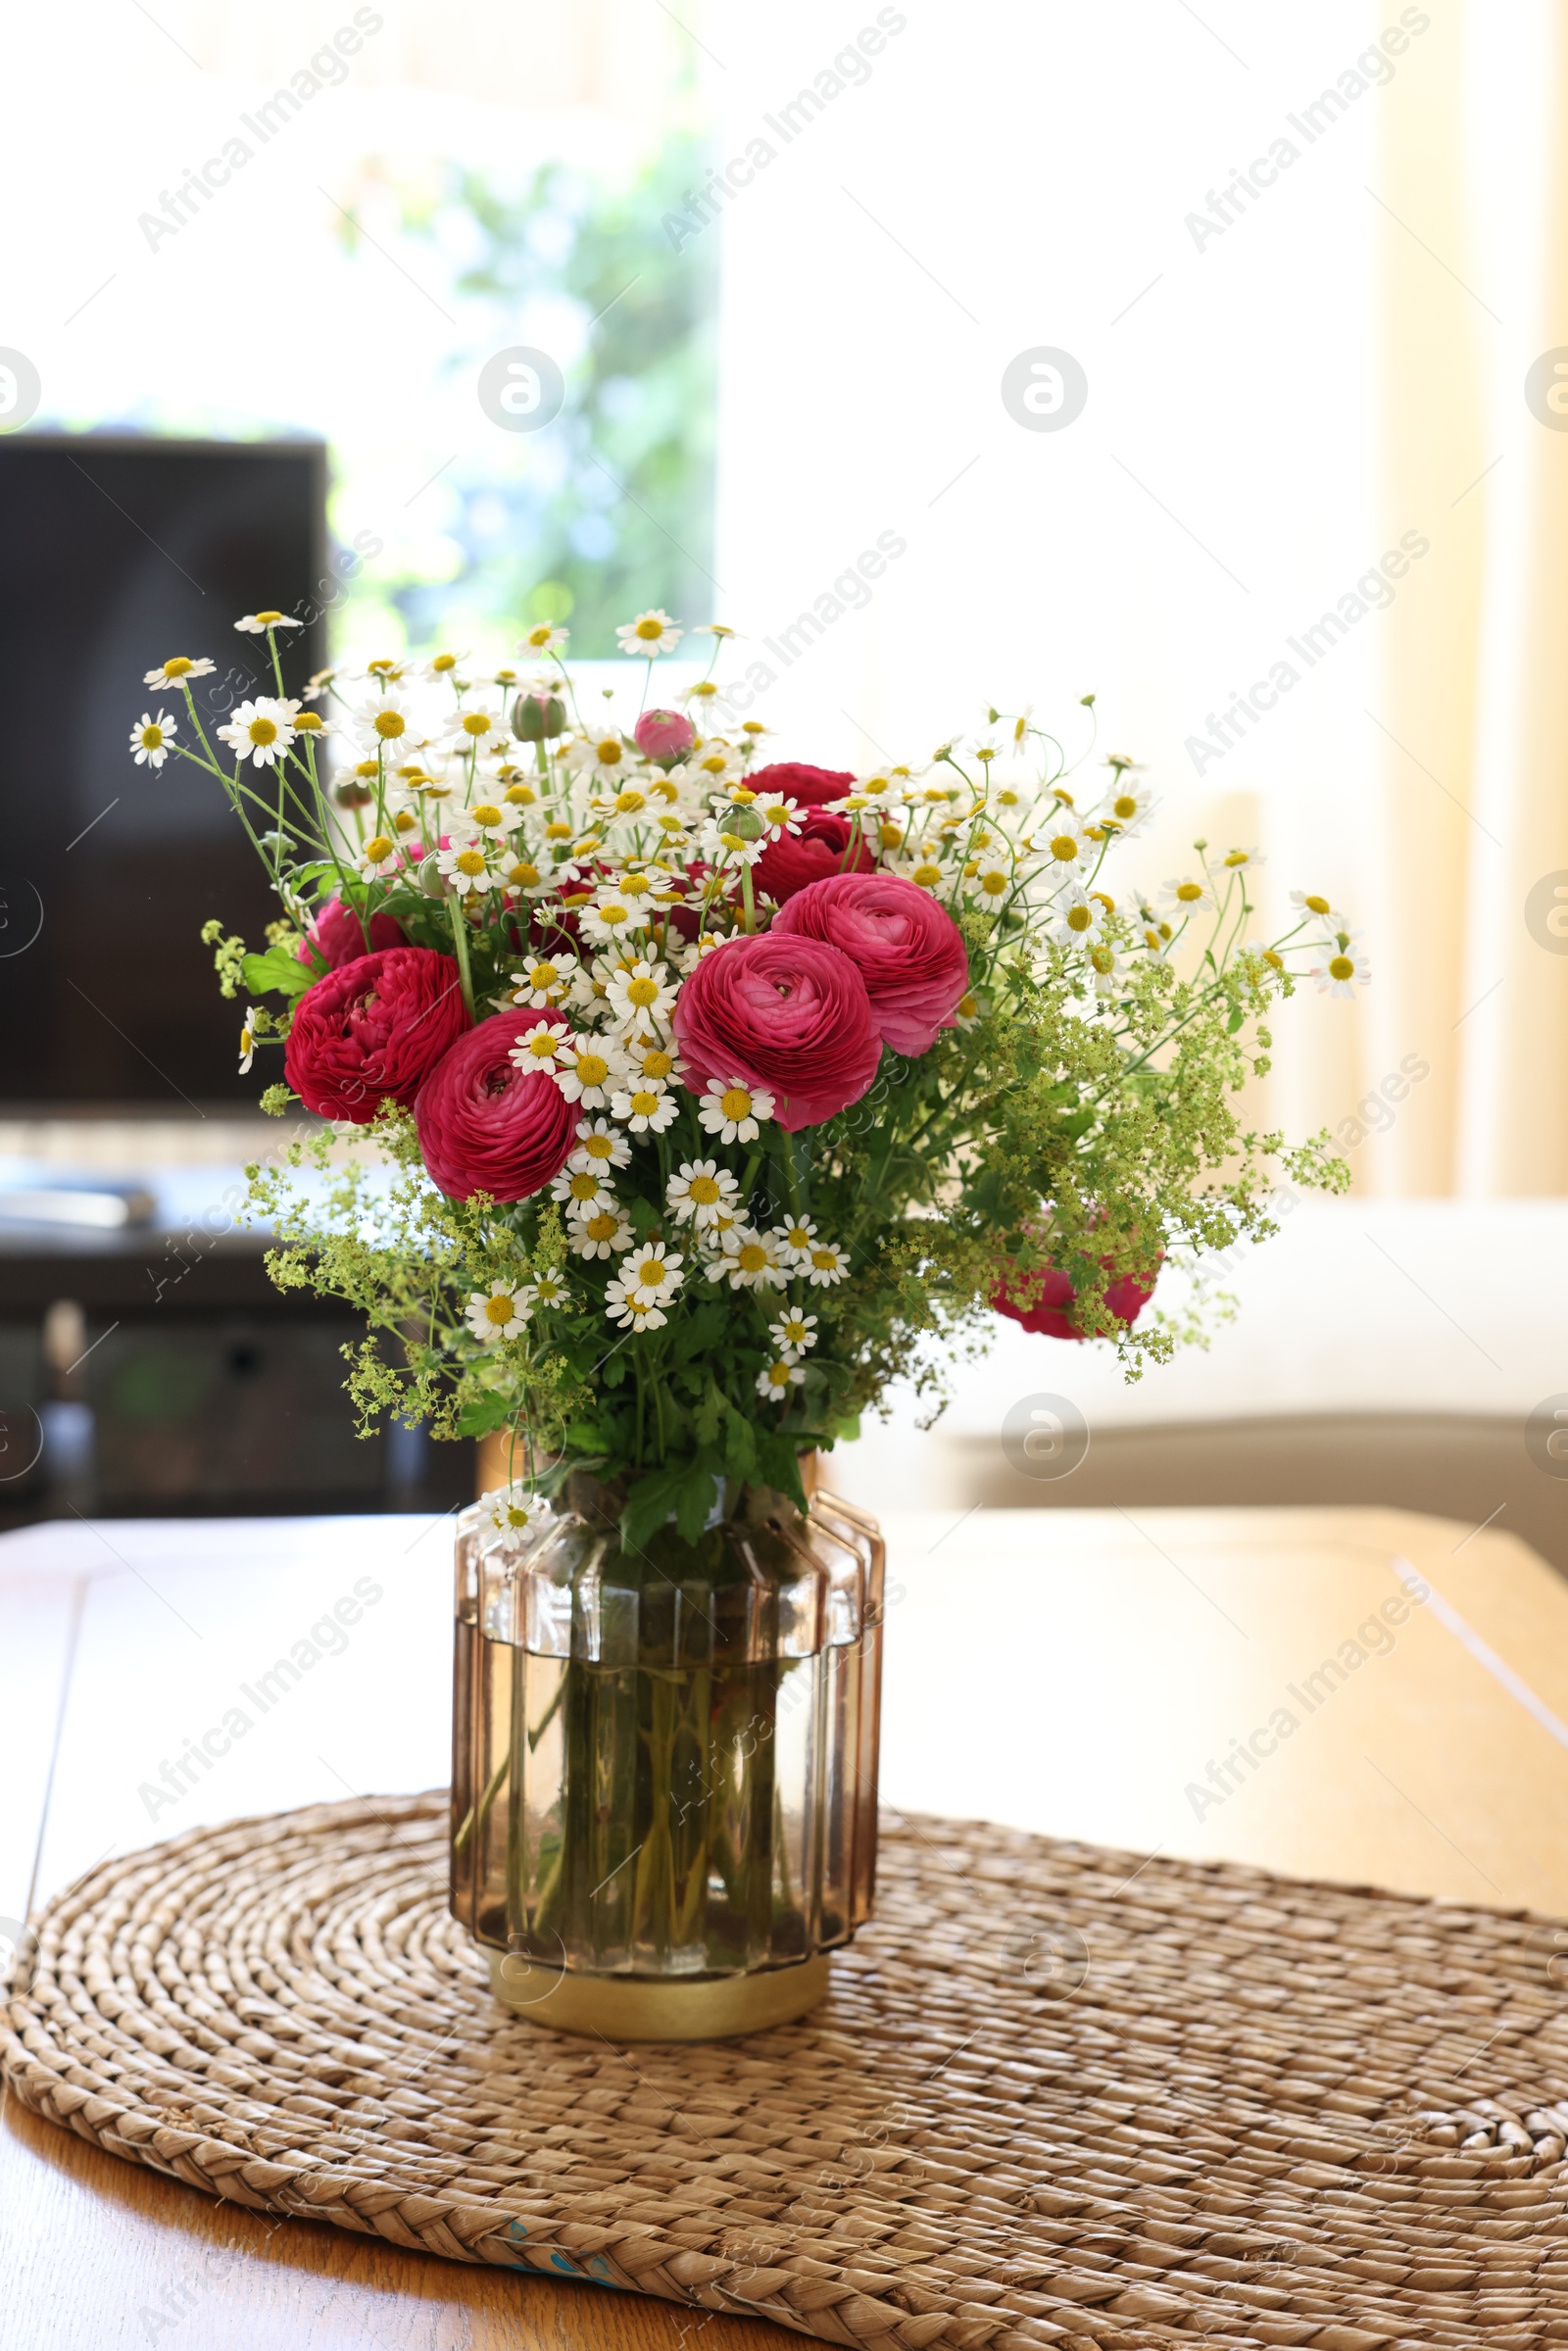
(486, 1949, 830, 2040)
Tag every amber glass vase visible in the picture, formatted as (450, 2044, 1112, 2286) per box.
(449, 1464, 885, 2039)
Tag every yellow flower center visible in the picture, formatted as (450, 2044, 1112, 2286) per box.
(879, 823, 905, 850)
(618, 873, 653, 898)
(141, 724, 164, 748)
(1175, 882, 1202, 904)
(809, 1248, 837, 1271)
(431, 654, 457, 672)
(784, 1319, 807, 1343)
(766, 1364, 790, 1389)
(585, 1212, 617, 1242)
(596, 738, 623, 764)
(522, 1031, 559, 1061)
(575, 1053, 610, 1086)
(631, 1089, 662, 1118)
(456, 849, 487, 877)
(635, 617, 663, 641)
(583, 1133, 613, 1161)
(248, 717, 278, 746)
(957, 993, 977, 1018)
(980, 872, 1006, 897)
(164, 657, 193, 677)
(911, 863, 943, 889)
(461, 711, 492, 737)
(700, 754, 728, 775)
(505, 782, 537, 805)
(568, 1172, 599, 1200)
(525, 625, 554, 647)
(529, 962, 560, 990)
(719, 1086, 752, 1120)
(294, 711, 323, 732)
(1329, 955, 1355, 981)
(785, 1225, 810, 1249)
(642, 1048, 674, 1079)
(613, 789, 647, 813)
(471, 803, 503, 826)
(598, 904, 629, 927)
(1223, 849, 1250, 867)
(1049, 833, 1079, 861)
(483, 1294, 515, 1326)
(737, 1244, 767, 1274)
(364, 835, 393, 862)
(254, 610, 284, 624)
(1304, 893, 1331, 914)
(689, 1176, 720, 1205)
(634, 1254, 668, 1287)
(1113, 795, 1137, 819)
(373, 710, 407, 740)
(508, 862, 541, 888)
(1090, 946, 1114, 973)
(624, 975, 660, 1007)
(1066, 904, 1093, 932)
(546, 821, 572, 840)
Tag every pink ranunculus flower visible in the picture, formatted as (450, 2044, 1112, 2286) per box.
(671, 933, 882, 1132)
(769, 871, 969, 1056)
(283, 947, 469, 1123)
(633, 707, 696, 764)
(991, 1259, 1158, 1341)
(295, 897, 406, 971)
(415, 1011, 578, 1201)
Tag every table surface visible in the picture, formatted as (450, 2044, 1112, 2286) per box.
(5, 1500, 1568, 2349)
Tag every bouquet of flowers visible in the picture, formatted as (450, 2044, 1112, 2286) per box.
(133, 606, 1358, 1547)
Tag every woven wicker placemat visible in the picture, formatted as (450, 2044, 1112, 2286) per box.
(6, 1795, 1568, 2349)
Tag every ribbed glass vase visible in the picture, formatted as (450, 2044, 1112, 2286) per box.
(449, 1464, 885, 2039)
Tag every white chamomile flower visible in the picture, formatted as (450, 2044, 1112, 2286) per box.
(437, 834, 493, 896)
(708, 1228, 789, 1292)
(623, 1031, 685, 1086)
(567, 728, 634, 785)
(518, 1269, 567, 1312)
(508, 1019, 569, 1076)
(555, 1038, 624, 1108)
(217, 696, 297, 768)
(234, 610, 303, 634)
(612, 1078, 679, 1134)
(1047, 886, 1104, 947)
(1290, 889, 1342, 930)
(893, 842, 949, 891)
(466, 1282, 531, 1343)
(621, 1242, 684, 1308)
(570, 1206, 635, 1260)
(616, 608, 683, 657)
(144, 656, 215, 688)
(551, 1162, 617, 1214)
(1218, 845, 1263, 872)
(568, 1116, 631, 1174)
(605, 957, 676, 1028)
(774, 1215, 817, 1263)
(512, 957, 571, 1010)
(1136, 906, 1178, 957)
(756, 1360, 805, 1401)
(464, 796, 519, 843)
(699, 1076, 773, 1145)
(605, 1284, 668, 1333)
(769, 1309, 819, 1361)
(965, 854, 1013, 908)
(953, 988, 986, 1030)
(1101, 777, 1157, 836)
(357, 692, 418, 759)
(447, 699, 506, 755)
(802, 1239, 850, 1288)
(423, 650, 467, 685)
(517, 621, 568, 655)
(676, 934, 729, 973)
(481, 1484, 553, 1545)
(500, 853, 550, 896)
(580, 886, 653, 947)
(129, 710, 175, 767)
(1311, 936, 1371, 999)
(755, 794, 804, 837)
(237, 1004, 260, 1074)
(356, 831, 400, 880)
(666, 1160, 739, 1229)
(1039, 816, 1094, 875)
(1087, 942, 1120, 993)
(1158, 875, 1212, 917)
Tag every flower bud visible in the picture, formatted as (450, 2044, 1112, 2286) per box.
(420, 854, 449, 899)
(512, 691, 566, 742)
(634, 707, 696, 766)
(334, 779, 373, 808)
(726, 805, 764, 841)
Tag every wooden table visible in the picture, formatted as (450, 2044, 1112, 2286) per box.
(5, 1502, 1568, 2347)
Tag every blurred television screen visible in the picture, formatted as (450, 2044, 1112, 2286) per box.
(0, 435, 326, 1105)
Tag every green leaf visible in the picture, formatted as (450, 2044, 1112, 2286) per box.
(627, 1195, 662, 1235)
(620, 1464, 687, 1552)
(674, 1461, 720, 1543)
(720, 1407, 757, 1481)
(1226, 1004, 1246, 1034)
(456, 1391, 514, 1438)
(241, 945, 315, 1002)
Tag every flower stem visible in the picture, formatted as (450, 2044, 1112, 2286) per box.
(448, 896, 476, 1019)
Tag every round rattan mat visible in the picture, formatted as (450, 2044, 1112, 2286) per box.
(6, 1796, 1568, 2349)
